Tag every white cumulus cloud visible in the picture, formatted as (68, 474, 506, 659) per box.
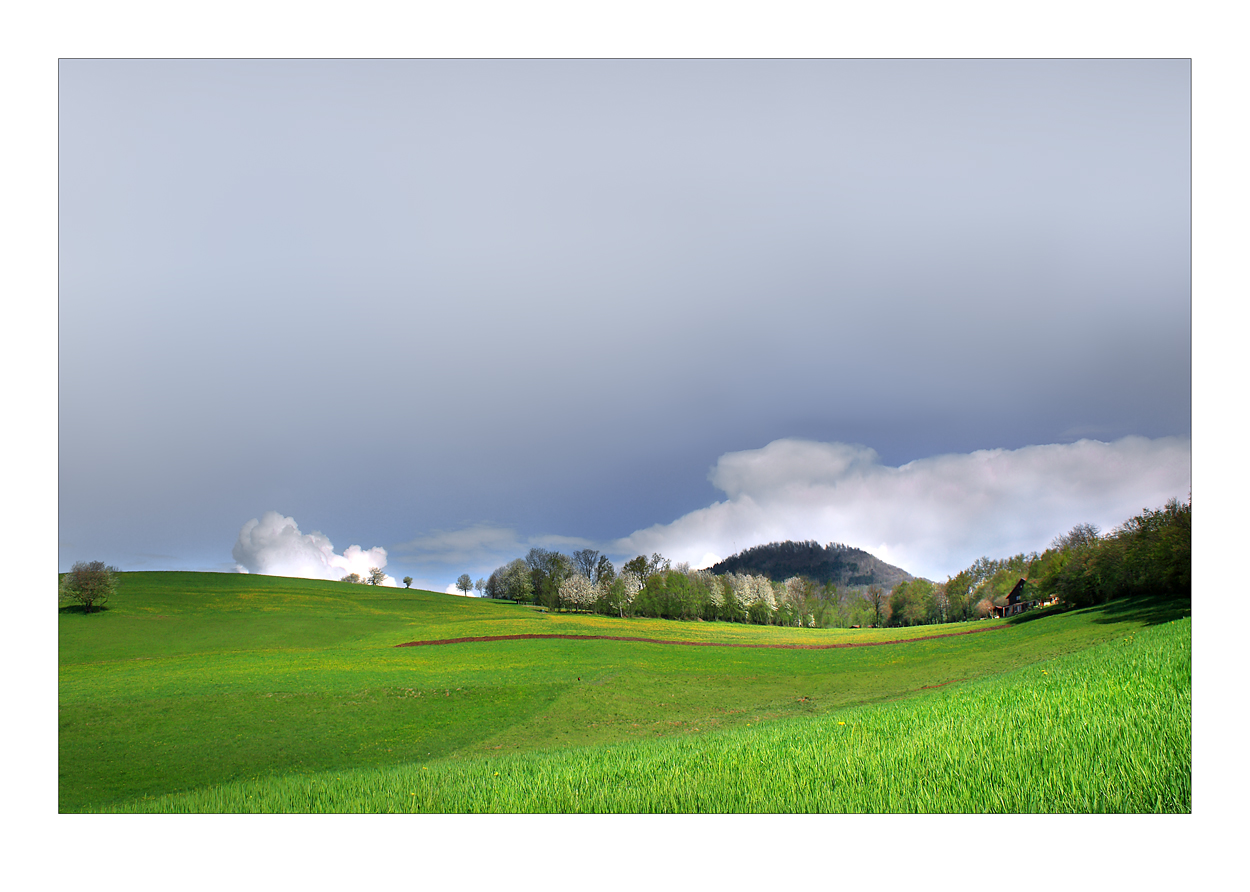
(232, 511, 397, 585)
(613, 436, 1191, 581)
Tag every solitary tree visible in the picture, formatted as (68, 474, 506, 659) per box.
(59, 560, 118, 613)
(474, 577, 486, 597)
(402, 576, 413, 589)
(456, 573, 473, 596)
(367, 567, 387, 586)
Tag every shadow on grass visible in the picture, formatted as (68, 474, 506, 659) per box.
(1005, 593, 1190, 629)
(1085, 593, 1191, 627)
(58, 605, 112, 615)
(1002, 605, 1066, 626)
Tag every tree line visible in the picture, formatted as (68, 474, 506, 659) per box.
(475, 498, 1190, 629)
(481, 547, 903, 628)
(893, 497, 1191, 626)
(341, 567, 390, 586)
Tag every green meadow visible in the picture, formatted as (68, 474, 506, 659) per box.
(59, 572, 1190, 813)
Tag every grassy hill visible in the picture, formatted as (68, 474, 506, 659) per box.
(58, 571, 1189, 813)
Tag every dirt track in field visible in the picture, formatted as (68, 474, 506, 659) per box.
(395, 624, 1009, 650)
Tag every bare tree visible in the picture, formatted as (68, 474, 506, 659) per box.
(456, 574, 473, 596)
(572, 549, 600, 580)
(59, 561, 118, 613)
(866, 584, 886, 627)
(367, 567, 387, 586)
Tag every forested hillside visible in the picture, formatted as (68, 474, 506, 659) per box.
(709, 540, 914, 589)
(475, 499, 1189, 630)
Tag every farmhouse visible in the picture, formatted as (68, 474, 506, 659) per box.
(993, 578, 1039, 618)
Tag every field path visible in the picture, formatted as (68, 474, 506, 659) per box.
(395, 624, 1009, 650)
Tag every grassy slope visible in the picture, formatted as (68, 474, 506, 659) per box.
(59, 572, 1189, 812)
(106, 617, 1191, 813)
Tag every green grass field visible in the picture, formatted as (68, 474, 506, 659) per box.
(59, 572, 1190, 813)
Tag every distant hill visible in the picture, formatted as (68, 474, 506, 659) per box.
(708, 540, 915, 589)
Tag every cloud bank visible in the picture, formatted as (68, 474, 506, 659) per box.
(613, 437, 1191, 581)
(394, 523, 592, 578)
(232, 511, 397, 585)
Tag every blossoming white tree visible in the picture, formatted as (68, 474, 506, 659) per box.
(614, 571, 642, 618)
(726, 573, 776, 621)
(727, 573, 752, 620)
(745, 575, 775, 610)
(692, 569, 723, 614)
(559, 573, 596, 612)
(758, 578, 779, 611)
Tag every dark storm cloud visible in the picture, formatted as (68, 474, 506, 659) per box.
(58, 60, 1190, 582)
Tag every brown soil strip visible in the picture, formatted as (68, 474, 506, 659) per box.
(921, 678, 970, 689)
(395, 624, 1009, 650)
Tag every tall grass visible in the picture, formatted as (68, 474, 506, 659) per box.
(104, 616, 1190, 813)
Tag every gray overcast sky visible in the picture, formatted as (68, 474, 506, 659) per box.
(58, 59, 1191, 586)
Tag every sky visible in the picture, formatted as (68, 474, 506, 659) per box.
(58, 58, 1192, 589)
